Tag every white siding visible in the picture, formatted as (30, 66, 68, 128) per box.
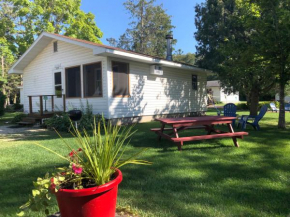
(220, 88, 239, 103)
(22, 40, 109, 117)
(207, 86, 239, 103)
(107, 57, 207, 118)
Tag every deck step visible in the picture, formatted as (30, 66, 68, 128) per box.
(22, 117, 37, 122)
(17, 121, 35, 125)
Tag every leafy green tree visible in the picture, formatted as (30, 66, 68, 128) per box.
(1, 0, 103, 106)
(195, 0, 275, 115)
(173, 49, 196, 65)
(251, 0, 290, 129)
(0, 1, 18, 106)
(12, 0, 103, 54)
(107, 0, 175, 58)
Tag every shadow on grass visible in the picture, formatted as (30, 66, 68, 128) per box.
(1, 114, 290, 216)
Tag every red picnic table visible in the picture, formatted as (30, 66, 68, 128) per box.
(151, 116, 248, 151)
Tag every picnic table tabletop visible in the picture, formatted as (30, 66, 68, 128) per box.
(155, 116, 236, 125)
(152, 116, 248, 150)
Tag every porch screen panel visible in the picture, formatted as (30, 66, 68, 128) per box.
(65, 66, 81, 98)
(83, 62, 102, 97)
(112, 61, 129, 96)
(54, 72, 62, 98)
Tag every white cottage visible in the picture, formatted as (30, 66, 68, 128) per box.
(9, 32, 208, 123)
(207, 80, 239, 103)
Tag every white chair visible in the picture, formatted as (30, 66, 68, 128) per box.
(269, 103, 279, 113)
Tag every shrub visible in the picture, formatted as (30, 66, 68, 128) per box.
(79, 101, 104, 131)
(79, 101, 94, 130)
(13, 103, 23, 111)
(0, 93, 6, 116)
(45, 101, 105, 132)
(44, 113, 71, 131)
(236, 103, 249, 110)
(12, 113, 28, 123)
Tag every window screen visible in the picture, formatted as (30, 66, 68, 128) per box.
(54, 72, 62, 98)
(83, 62, 102, 97)
(192, 75, 198, 90)
(66, 66, 81, 98)
(53, 41, 58, 52)
(112, 61, 129, 96)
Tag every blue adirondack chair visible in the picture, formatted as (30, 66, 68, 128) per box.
(223, 103, 237, 126)
(237, 105, 268, 130)
(285, 103, 290, 112)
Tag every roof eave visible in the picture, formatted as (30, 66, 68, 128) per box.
(94, 48, 208, 72)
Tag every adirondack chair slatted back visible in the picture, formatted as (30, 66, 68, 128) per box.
(253, 105, 268, 124)
(270, 103, 278, 111)
(223, 103, 237, 117)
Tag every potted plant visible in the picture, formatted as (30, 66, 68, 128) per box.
(17, 117, 150, 217)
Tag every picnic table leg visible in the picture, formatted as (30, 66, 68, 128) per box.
(227, 123, 239, 147)
(205, 125, 214, 135)
(173, 127, 183, 151)
(158, 123, 165, 141)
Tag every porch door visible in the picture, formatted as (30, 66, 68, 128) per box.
(54, 71, 63, 111)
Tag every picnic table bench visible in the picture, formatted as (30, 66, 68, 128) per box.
(151, 116, 248, 150)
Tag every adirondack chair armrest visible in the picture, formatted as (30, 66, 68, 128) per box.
(216, 109, 223, 116)
(240, 115, 255, 122)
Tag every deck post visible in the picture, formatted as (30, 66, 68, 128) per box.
(29, 96, 32, 114)
(39, 96, 43, 116)
(51, 95, 54, 111)
(63, 94, 66, 112)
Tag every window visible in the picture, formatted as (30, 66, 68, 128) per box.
(66, 66, 81, 98)
(112, 61, 129, 97)
(192, 75, 197, 90)
(54, 72, 62, 98)
(83, 62, 102, 97)
(53, 41, 58, 52)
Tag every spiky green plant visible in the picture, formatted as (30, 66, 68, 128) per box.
(17, 117, 150, 216)
(35, 116, 150, 186)
(66, 116, 150, 185)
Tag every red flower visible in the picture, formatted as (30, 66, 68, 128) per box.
(72, 164, 83, 174)
(50, 177, 56, 189)
(51, 183, 56, 189)
(69, 150, 75, 157)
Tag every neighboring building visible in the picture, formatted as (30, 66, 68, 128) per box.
(207, 80, 239, 103)
(9, 32, 209, 123)
(275, 94, 290, 102)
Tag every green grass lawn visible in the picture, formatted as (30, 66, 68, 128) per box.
(0, 111, 290, 217)
(0, 112, 22, 126)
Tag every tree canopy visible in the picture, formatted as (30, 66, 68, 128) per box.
(173, 49, 196, 65)
(195, 0, 275, 116)
(107, 0, 175, 58)
(0, 0, 103, 106)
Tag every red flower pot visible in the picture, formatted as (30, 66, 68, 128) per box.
(55, 169, 123, 217)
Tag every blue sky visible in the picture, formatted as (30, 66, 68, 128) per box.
(80, 0, 205, 54)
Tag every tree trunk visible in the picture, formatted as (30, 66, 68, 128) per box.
(13, 94, 17, 104)
(249, 87, 259, 116)
(278, 80, 286, 129)
(1, 56, 7, 108)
